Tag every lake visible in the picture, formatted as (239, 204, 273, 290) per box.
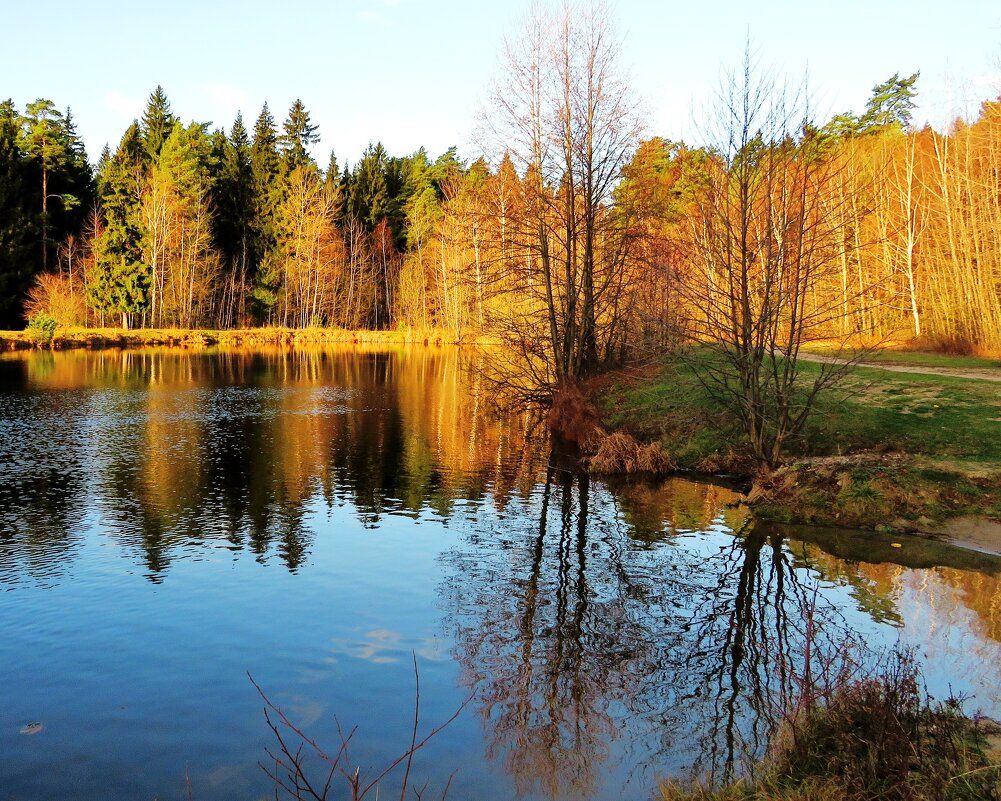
(2, 347, 1000, 801)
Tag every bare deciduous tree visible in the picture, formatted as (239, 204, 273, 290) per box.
(681, 49, 872, 467)
(483, 0, 642, 391)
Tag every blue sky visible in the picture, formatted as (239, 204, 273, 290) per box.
(3, 0, 999, 166)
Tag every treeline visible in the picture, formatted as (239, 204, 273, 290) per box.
(833, 96, 1001, 348)
(619, 76, 1001, 355)
(4, 40, 1001, 361)
(4, 87, 497, 334)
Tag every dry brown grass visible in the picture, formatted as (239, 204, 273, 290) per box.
(694, 450, 756, 475)
(906, 334, 1001, 359)
(589, 431, 675, 475)
(0, 326, 488, 352)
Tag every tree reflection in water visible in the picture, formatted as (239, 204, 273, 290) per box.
(443, 458, 855, 796)
(4, 348, 1001, 800)
(447, 463, 616, 798)
(683, 527, 853, 782)
(0, 356, 90, 585)
(0, 347, 546, 582)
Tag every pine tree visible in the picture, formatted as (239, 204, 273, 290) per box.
(96, 145, 111, 188)
(279, 99, 319, 173)
(348, 142, 391, 228)
(140, 85, 176, 163)
(823, 73, 921, 138)
(210, 113, 255, 324)
(20, 99, 78, 271)
(53, 108, 94, 255)
(95, 122, 148, 327)
(150, 122, 219, 327)
(324, 150, 340, 187)
(401, 149, 438, 251)
(250, 104, 282, 320)
(861, 73, 920, 132)
(64, 108, 88, 165)
(324, 150, 345, 220)
(158, 121, 214, 195)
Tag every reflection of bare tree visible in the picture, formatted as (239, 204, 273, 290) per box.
(683, 529, 807, 780)
(447, 462, 630, 798)
(780, 525, 1001, 709)
(443, 466, 863, 795)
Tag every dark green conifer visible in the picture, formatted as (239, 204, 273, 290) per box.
(140, 85, 176, 163)
(211, 113, 255, 314)
(250, 104, 282, 320)
(94, 121, 148, 327)
(861, 72, 920, 132)
(279, 99, 319, 173)
(0, 99, 33, 326)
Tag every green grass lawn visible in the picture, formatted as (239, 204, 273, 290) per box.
(599, 353, 1001, 525)
(805, 365, 1001, 463)
(600, 354, 1001, 469)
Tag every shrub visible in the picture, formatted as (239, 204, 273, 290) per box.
(547, 383, 603, 448)
(25, 272, 87, 327)
(251, 659, 468, 801)
(27, 312, 58, 344)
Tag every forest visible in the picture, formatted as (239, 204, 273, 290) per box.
(2, 6, 1000, 384)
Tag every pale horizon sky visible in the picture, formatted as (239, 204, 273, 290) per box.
(3, 0, 999, 168)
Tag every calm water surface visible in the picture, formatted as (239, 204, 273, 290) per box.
(1, 347, 1000, 801)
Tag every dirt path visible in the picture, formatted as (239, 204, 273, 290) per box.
(799, 352, 1001, 383)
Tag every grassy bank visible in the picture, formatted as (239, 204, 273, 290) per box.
(659, 654, 1001, 801)
(595, 353, 1001, 532)
(0, 326, 497, 351)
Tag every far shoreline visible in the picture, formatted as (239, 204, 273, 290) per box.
(0, 326, 500, 351)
